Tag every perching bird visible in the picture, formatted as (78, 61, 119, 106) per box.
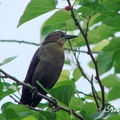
(20, 31, 77, 107)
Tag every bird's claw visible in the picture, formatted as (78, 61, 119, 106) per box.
(48, 97, 57, 108)
(30, 87, 38, 100)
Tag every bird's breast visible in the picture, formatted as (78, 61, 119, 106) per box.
(39, 42, 65, 66)
(32, 42, 65, 88)
(40, 43, 65, 74)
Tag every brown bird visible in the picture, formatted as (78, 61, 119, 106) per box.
(20, 31, 77, 107)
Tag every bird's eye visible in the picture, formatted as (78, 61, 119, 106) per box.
(58, 32, 63, 37)
(58, 33, 62, 36)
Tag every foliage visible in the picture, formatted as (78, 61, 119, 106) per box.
(0, 0, 120, 120)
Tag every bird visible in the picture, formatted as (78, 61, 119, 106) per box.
(20, 31, 77, 107)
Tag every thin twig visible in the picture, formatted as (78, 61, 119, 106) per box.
(85, 16, 91, 36)
(0, 39, 40, 46)
(0, 69, 84, 120)
(0, 39, 98, 54)
(9, 95, 42, 111)
(77, 91, 101, 101)
(91, 75, 100, 109)
(66, 0, 105, 110)
(64, 47, 97, 54)
(9, 95, 20, 103)
(0, 69, 51, 101)
(68, 40, 101, 102)
(68, 40, 90, 82)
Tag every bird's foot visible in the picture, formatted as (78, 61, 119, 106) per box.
(48, 97, 57, 108)
(49, 97, 60, 112)
(30, 87, 38, 100)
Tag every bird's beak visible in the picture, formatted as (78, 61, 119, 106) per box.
(64, 34, 78, 39)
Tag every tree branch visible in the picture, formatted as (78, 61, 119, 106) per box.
(85, 16, 91, 36)
(9, 95, 43, 112)
(68, 40, 101, 102)
(91, 75, 100, 109)
(0, 39, 97, 54)
(64, 47, 97, 54)
(77, 90, 101, 101)
(0, 69, 84, 120)
(68, 40, 90, 82)
(0, 39, 40, 46)
(67, 0, 105, 110)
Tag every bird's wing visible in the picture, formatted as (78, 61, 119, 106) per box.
(24, 47, 40, 84)
(20, 47, 41, 106)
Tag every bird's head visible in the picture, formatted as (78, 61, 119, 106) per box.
(42, 31, 78, 45)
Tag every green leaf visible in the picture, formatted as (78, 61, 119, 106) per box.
(69, 96, 83, 110)
(2, 108, 19, 120)
(0, 80, 3, 91)
(85, 91, 108, 103)
(108, 114, 120, 120)
(1, 102, 36, 118)
(114, 62, 120, 74)
(103, 37, 120, 52)
(89, 13, 115, 28)
(88, 24, 113, 43)
(81, 102, 97, 116)
(22, 115, 38, 120)
(58, 70, 70, 81)
(1, 102, 13, 111)
(39, 111, 56, 120)
(108, 88, 120, 101)
(56, 110, 71, 120)
(37, 102, 48, 109)
(80, 110, 92, 120)
(49, 86, 74, 106)
(78, 24, 113, 45)
(3, 82, 11, 88)
(101, 15, 119, 30)
(73, 67, 82, 81)
(88, 12, 101, 26)
(48, 81, 75, 106)
(77, 6, 93, 17)
(18, 0, 56, 27)
(97, 52, 113, 75)
(92, 39, 110, 52)
(88, 61, 94, 69)
(0, 82, 19, 101)
(113, 48, 120, 66)
(0, 115, 5, 120)
(53, 79, 75, 89)
(79, 1, 115, 19)
(92, 109, 118, 120)
(64, 59, 70, 65)
(8, 104, 31, 114)
(101, 0, 120, 12)
(79, 0, 90, 5)
(113, 16, 120, 31)
(0, 56, 17, 66)
(87, 2, 115, 17)
(89, 52, 113, 75)
(41, 10, 74, 35)
(101, 75, 120, 88)
(0, 88, 15, 100)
